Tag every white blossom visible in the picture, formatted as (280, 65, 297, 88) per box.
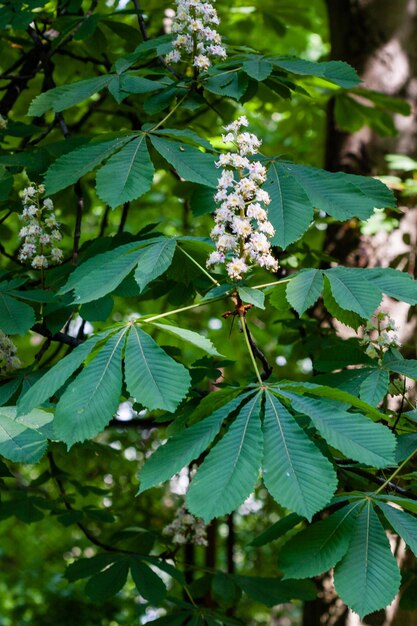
(0, 331, 21, 375)
(207, 116, 278, 280)
(165, 0, 226, 71)
(163, 506, 208, 547)
(18, 183, 64, 268)
(360, 312, 400, 360)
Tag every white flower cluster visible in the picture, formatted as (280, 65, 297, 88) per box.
(18, 183, 63, 269)
(163, 506, 208, 546)
(360, 311, 399, 360)
(165, 0, 227, 71)
(207, 116, 278, 280)
(0, 331, 21, 376)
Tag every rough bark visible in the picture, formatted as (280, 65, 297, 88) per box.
(302, 2, 417, 626)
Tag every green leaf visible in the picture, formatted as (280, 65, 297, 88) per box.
(334, 501, 401, 619)
(65, 554, 118, 582)
(149, 135, 218, 188)
(322, 276, 365, 329)
(134, 238, 176, 291)
(80, 295, 113, 322)
(262, 391, 337, 520)
(382, 349, 417, 379)
(266, 161, 313, 248)
(266, 161, 395, 247)
(285, 269, 323, 315)
(270, 57, 360, 88)
(377, 502, 417, 558)
(235, 576, 316, 606)
(279, 503, 361, 579)
(279, 381, 387, 422)
(44, 136, 133, 195)
(0, 406, 53, 463)
(359, 368, 390, 405)
(373, 494, 417, 516)
(61, 238, 162, 303)
(186, 393, 263, 522)
(150, 322, 222, 356)
(95, 134, 154, 208)
(130, 558, 167, 603)
(124, 325, 190, 412)
(237, 286, 265, 309)
(250, 512, 303, 547)
(28, 76, 112, 116)
(325, 267, 382, 318)
(151, 128, 213, 151)
(138, 393, 251, 493)
(85, 560, 129, 602)
(242, 56, 273, 81)
(54, 330, 126, 447)
(107, 74, 165, 103)
(285, 393, 396, 467)
(204, 70, 249, 100)
(364, 267, 417, 304)
(0, 292, 35, 335)
(17, 332, 105, 415)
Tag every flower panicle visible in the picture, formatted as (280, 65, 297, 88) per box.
(207, 116, 278, 281)
(0, 331, 21, 376)
(165, 0, 227, 71)
(18, 183, 64, 269)
(360, 311, 400, 359)
(163, 506, 208, 546)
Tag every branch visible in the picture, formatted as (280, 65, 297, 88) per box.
(245, 323, 273, 381)
(340, 464, 417, 501)
(32, 323, 83, 348)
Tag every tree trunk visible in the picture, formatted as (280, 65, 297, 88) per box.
(303, 2, 417, 625)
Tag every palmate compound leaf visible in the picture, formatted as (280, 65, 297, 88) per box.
(138, 392, 254, 494)
(124, 325, 191, 413)
(376, 502, 417, 557)
(44, 135, 134, 195)
(334, 500, 401, 619)
(265, 160, 395, 249)
(149, 134, 219, 188)
(186, 392, 263, 522)
(95, 134, 155, 209)
(262, 391, 337, 520)
(60, 237, 172, 304)
(279, 501, 362, 579)
(281, 393, 396, 467)
(28, 75, 112, 116)
(17, 331, 109, 416)
(54, 329, 127, 447)
(0, 406, 53, 463)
